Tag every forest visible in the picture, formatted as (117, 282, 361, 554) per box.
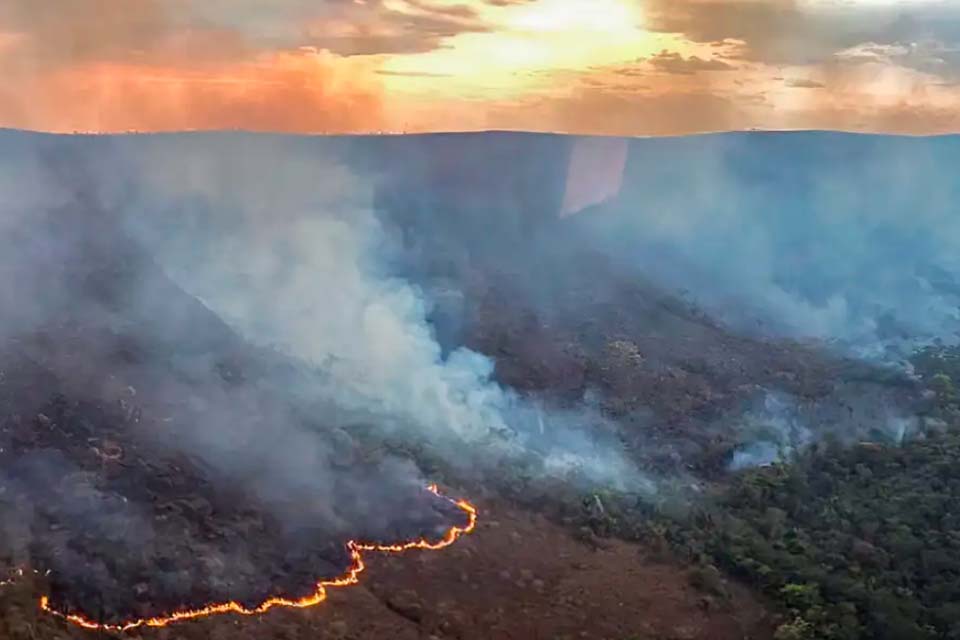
(652, 345, 960, 640)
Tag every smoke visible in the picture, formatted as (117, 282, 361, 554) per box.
(74, 133, 644, 494)
(725, 387, 918, 470)
(91, 130, 960, 491)
(0, 133, 489, 619)
(571, 133, 960, 363)
(3, 129, 956, 599)
(0, 132, 648, 618)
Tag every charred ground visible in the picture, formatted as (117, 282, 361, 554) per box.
(0, 178, 470, 626)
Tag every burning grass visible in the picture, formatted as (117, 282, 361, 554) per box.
(34, 485, 477, 632)
(0, 335, 478, 631)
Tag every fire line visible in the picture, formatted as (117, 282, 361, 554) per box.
(36, 484, 478, 632)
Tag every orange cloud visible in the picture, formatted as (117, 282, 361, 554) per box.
(0, 50, 384, 133)
(1, 0, 959, 135)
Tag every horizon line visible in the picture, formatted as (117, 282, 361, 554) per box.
(1, 126, 958, 140)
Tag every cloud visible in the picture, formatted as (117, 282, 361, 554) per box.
(645, 50, 735, 75)
(0, 1, 417, 132)
(641, 0, 837, 64)
(300, 0, 493, 56)
(2, 0, 960, 135)
(468, 53, 960, 135)
(836, 40, 960, 79)
(0, 0, 497, 68)
(642, 0, 960, 71)
(0, 49, 385, 133)
(376, 69, 454, 77)
(785, 77, 825, 89)
(489, 86, 745, 136)
(0, 0, 248, 69)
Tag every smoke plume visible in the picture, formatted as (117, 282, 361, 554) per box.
(69, 132, 645, 493)
(570, 133, 960, 362)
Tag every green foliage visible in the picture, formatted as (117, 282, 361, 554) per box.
(688, 563, 728, 598)
(931, 374, 956, 401)
(779, 583, 822, 611)
(913, 345, 960, 421)
(664, 426, 960, 640)
(774, 617, 817, 640)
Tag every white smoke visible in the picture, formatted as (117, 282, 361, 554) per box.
(112, 135, 645, 492)
(726, 387, 921, 470)
(577, 133, 960, 361)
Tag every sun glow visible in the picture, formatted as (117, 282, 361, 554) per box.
(507, 0, 641, 34)
(378, 0, 669, 99)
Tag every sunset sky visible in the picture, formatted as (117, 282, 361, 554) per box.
(2, 0, 959, 135)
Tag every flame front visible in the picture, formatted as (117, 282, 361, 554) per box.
(37, 485, 478, 632)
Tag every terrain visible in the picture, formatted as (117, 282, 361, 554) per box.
(0, 129, 958, 639)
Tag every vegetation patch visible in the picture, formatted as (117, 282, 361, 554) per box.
(655, 346, 960, 640)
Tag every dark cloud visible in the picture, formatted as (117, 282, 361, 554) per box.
(642, 0, 837, 64)
(249, 0, 497, 57)
(878, 41, 960, 79)
(305, 9, 490, 56)
(0, 0, 497, 67)
(0, 0, 240, 68)
(643, 0, 960, 74)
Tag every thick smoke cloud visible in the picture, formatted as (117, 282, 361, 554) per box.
(546, 132, 960, 469)
(0, 133, 487, 618)
(3, 129, 957, 603)
(572, 133, 960, 363)
(82, 133, 645, 493)
(0, 132, 647, 618)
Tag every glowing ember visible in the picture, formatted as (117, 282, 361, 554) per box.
(36, 484, 477, 632)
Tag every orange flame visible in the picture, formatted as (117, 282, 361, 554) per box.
(38, 484, 477, 632)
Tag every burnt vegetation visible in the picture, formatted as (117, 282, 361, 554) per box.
(0, 144, 472, 626)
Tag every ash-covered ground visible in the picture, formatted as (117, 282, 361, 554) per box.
(0, 129, 958, 637)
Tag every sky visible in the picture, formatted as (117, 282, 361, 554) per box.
(1, 0, 959, 135)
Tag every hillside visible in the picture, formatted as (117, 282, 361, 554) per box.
(0, 129, 957, 638)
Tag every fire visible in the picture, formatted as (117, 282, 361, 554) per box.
(36, 484, 478, 632)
